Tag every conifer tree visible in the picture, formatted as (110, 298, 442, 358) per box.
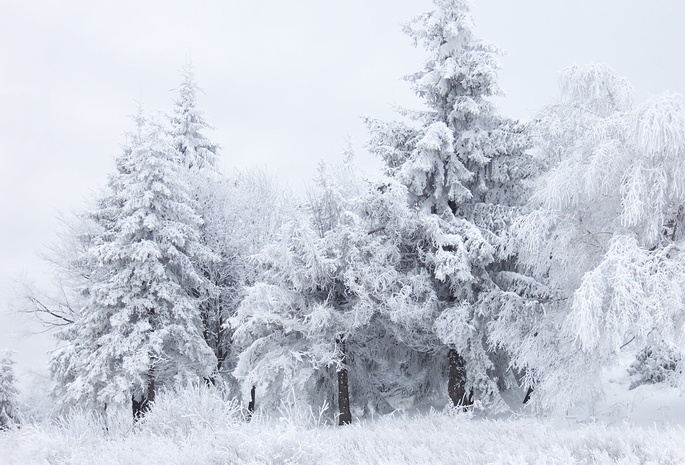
(232, 159, 424, 422)
(0, 351, 19, 429)
(170, 63, 221, 172)
(167, 66, 287, 395)
(167, 65, 229, 388)
(366, 0, 532, 410)
(51, 113, 216, 416)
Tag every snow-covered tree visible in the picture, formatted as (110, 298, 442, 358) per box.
(506, 64, 685, 411)
(366, 0, 532, 410)
(21, 107, 152, 331)
(166, 66, 289, 396)
(170, 63, 221, 172)
(195, 170, 289, 396)
(232, 160, 357, 424)
(0, 351, 19, 429)
(232, 158, 436, 423)
(50, 113, 216, 417)
(166, 66, 230, 389)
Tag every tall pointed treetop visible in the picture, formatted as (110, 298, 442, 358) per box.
(170, 63, 221, 171)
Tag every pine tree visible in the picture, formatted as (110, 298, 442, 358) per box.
(366, 0, 532, 410)
(51, 113, 217, 416)
(0, 351, 19, 429)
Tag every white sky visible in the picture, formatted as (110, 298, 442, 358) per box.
(2, 0, 684, 391)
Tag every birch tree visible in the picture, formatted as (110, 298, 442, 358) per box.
(506, 64, 685, 410)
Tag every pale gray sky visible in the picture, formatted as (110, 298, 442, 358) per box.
(2, 0, 684, 391)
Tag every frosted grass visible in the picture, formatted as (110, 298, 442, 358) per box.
(2, 387, 683, 465)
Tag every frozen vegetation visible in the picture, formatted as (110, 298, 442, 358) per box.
(2, 385, 685, 465)
(5, 0, 685, 462)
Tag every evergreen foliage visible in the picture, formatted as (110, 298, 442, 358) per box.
(366, 0, 533, 410)
(0, 352, 20, 429)
(170, 63, 221, 172)
(50, 114, 216, 413)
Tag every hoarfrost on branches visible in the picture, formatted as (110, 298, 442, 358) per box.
(50, 113, 216, 414)
(0, 351, 20, 429)
(366, 0, 534, 411)
(507, 63, 685, 411)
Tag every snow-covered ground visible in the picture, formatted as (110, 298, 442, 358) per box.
(2, 410, 683, 464)
(2, 381, 684, 465)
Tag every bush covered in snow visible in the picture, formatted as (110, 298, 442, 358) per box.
(628, 343, 682, 389)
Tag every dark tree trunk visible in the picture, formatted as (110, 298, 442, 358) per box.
(447, 348, 472, 408)
(132, 378, 155, 420)
(206, 345, 227, 387)
(246, 385, 256, 420)
(522, 386, 533, 404)
(336, 335, 352, 426)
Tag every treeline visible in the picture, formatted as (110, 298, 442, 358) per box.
(24, 0, 685, 424)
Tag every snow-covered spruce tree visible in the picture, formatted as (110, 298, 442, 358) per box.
(167, 65, 231, 389)
(50, 113, 216, 417)
(170, 63, 221, 172)
(22, 107, 152, 333)
(506, 64, 685, 411)
(366, 0, 532, 410)
(0, 351, 20, 429)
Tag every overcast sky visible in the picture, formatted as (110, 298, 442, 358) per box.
(2, 0, 685, 391)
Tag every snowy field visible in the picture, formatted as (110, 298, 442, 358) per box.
(2, 412, 683, 465)
(2, 384, 684, 465)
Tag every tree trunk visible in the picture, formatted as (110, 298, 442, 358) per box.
(522, 386, 533, 404)
(246, 385, 256, 420)
(336, 335, 352, 425)
(447, 348, 472, 408)
(132, 378, 155, 420)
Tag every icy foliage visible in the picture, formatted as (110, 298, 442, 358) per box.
(628, 342, 683, 390)
(37, 71, 290, 413)
(167, 65, 289, 395)
(21, 109, 154, 330)
(232, 160, 419, 418)
(366, 0, 534, 411)
(370, 0, 533, 216)
(0, 352, 19, 429)
(506, 63, 685, 411)
(2, 401, 685, 465)
(169, 63, 220, 172)
(50, 114, 216, 412)
(192, 170, 288, 394)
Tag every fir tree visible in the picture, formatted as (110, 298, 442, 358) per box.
(170, 63, 220, 172)
(51, 113, 216, 417)
(0, 351, 19, 429)
(366, 0, 532, 411)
